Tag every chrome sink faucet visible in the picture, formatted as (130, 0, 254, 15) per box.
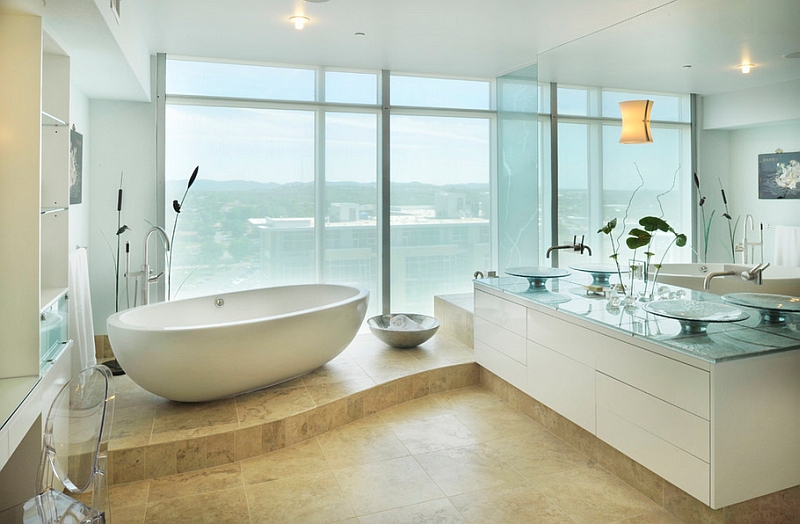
(546, 235, 592, 258)
(702, 262, 770, 290)
(741, 262, 770, 285)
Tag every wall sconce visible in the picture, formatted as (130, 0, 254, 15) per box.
(290, 15, 309, 29)
(619, 99, 654, 144)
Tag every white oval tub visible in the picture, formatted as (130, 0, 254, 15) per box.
(655, 263, 800, 296)
(107, 284, 369, 402)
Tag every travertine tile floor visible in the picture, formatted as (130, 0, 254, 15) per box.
(108, 332, 477, 452)
(100, 332, 687, 524)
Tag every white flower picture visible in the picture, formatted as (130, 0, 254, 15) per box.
(759, 151, 800, 199)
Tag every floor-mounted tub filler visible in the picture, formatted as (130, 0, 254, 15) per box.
(107, 284, 369, 402)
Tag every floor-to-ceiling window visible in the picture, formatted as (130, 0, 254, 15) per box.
(541, 85, 693, 268)
(389, 75, 493, 313)
(162, 57, 693, 317)
(163, 59, 492, 316)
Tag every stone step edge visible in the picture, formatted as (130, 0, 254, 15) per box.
(107, 361, 480, 485)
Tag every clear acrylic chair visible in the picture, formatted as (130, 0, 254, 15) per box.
(21, 365, 115, 524)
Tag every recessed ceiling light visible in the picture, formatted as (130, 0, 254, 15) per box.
(303, 0, 330, 2)
(355, 32, 365, 36)
(738, 63, 754, 74)
(783, 51, 800, 59)
(289, 15, 309, 30)
(682, 64, 692, 69)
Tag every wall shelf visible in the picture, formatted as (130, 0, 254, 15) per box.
(41, 111, 67, 127)
(40, 287, 68, 313)
(41, 206, 68, 215)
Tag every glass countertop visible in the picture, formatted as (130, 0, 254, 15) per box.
(475, 272, 800, 363)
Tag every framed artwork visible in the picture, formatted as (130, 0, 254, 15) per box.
(70, 128, 83, 205)
(758, 150, 800, 199)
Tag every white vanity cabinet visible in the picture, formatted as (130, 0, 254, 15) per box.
(526, 309, 596, 433)
(474, 280, 800, 510)
(474, 290, 528, 386)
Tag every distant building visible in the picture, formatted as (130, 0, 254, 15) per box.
(249, 204, 490, 312)
(435, 192, 466, 219)
(329, 203, 359, 223)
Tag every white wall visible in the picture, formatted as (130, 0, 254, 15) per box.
(703, 79, 800, 130)
(698, 81, 800, 265)
(87, 90, 157, 334)
(727, 122, 800, 263)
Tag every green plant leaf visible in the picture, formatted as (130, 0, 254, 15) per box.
(598, 217, 617, 235)
(626, 228, 651, 249)
(639, 216, 670, 232)
(676, 233, 687, 247)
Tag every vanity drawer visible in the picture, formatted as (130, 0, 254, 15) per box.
(598, 405, 710, 505)
(475, 316, 526, 365)
(475, 290, 526, 337)
(597, 373, 709, 461)
(596, 337, 709, 419)
(528, 340, 595, 433)
(475, 340, 526, 390)
(527, 309, 595, 366)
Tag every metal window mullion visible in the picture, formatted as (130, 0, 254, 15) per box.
(165, 94, 380, 114)
(549, 83, 559, 268)
(690, 93, 699, 262)
(390, 106, 495, 118)
(489, 112, 499, 272)
(155, 53, 167, 302)
(315, 109, 326, 284)
(380, 70, 391, 314)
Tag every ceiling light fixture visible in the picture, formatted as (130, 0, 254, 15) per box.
(782, 51, 800, 59)
(290, 15, 309, 30)
(738, 63, 754, 74)
(619, 100, 654, 144)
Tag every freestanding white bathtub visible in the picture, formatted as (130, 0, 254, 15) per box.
(655, 263, 800, 296)
(107, 284, 369, 402)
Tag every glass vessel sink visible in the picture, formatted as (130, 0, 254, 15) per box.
(722, 292, 800, 324)
(569, 263, 630, 288)
(505, 266, 570, 289)
(644, 299, 749, 334)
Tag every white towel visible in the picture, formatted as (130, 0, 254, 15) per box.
(773, 226, 800, 266)
(388, 314, 423, 331)
(69, 248, 97, 369)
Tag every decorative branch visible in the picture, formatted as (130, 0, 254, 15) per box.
(168, 166, 199, 300)
(718, 178, 739, 263)
(114, 172, 131, 312)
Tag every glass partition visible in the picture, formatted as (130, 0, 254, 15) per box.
(496, 64, 540, 272)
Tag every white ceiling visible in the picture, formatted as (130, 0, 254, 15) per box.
(2, 0, 800, 100)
